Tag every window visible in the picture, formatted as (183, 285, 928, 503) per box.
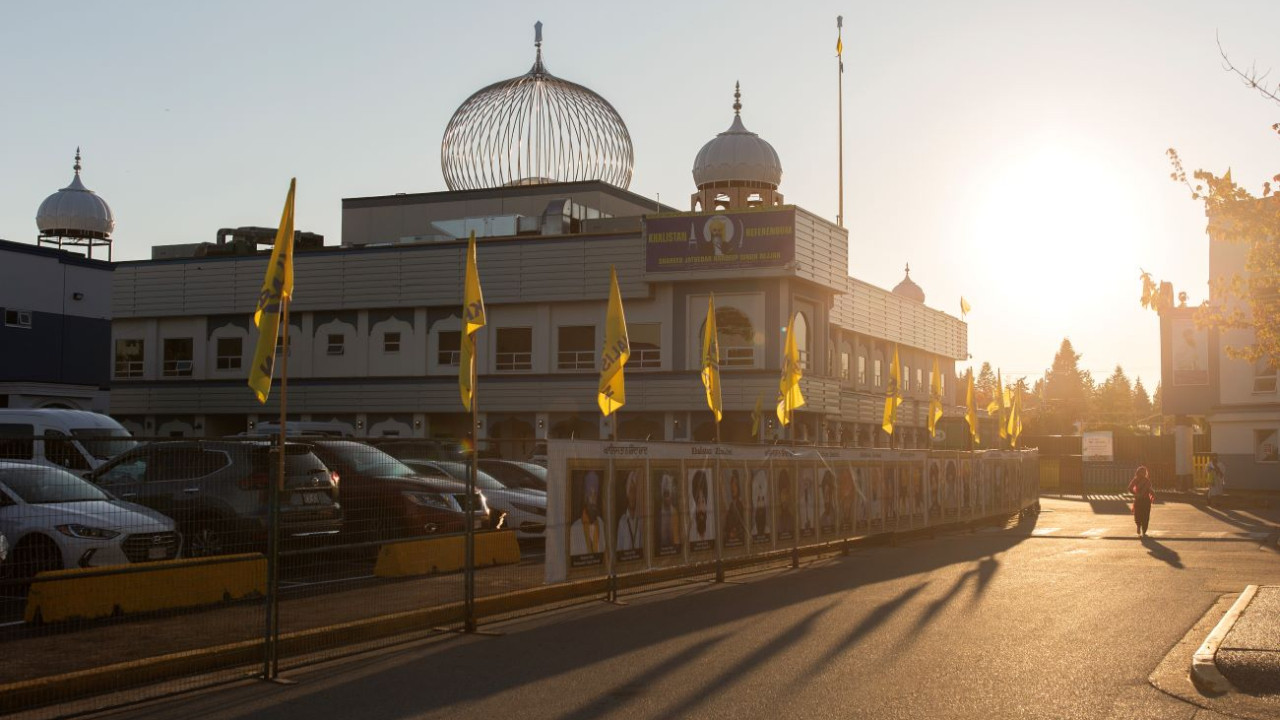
(713, 307, 755, 367)
(792, 312, 809, 369)
(495, 327, 533, 371)
(327, 334, 345, 356)
(917, 368, 924, 392)
(0, 423, 34, 461)
(841, 352, 850, 380)
(1254, 356, 1277, 394)
(115, 339, 144, 378)
(437, 331, 461, 366)
(43, 430, 89, 471)
(858, 356, 866, 384)
(384, 332, 401, 354)
(874, 359, 882, 387)
(216, 337, 242, 370)
(903, 365, 911, 392)
(629, 323, 661, 368)
(4, 309, 32, 329)
(1257, 429, 1279, 462)
(162, 338, 193, 377)
(557, 325, 595, 370)
(274, 335, 290, 355)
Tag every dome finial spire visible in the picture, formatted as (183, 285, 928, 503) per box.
(904, 262, 911, 275)
(74, 147, 82, 175)
(531, 21, 546, 75)
(733, 81, 741, 116)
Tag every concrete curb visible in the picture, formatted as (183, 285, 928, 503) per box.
(1192, 584, 1258, 694)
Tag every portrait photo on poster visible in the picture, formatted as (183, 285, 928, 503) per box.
(568, 468, 605, 568)
(614, 467, 645, 564)
(652, 467, 683, 558)
(819, 469, 837, 535)
(798, 466, 816, 538)
(687, 467, 716, 552)
(775, 467, 795, 541)
(721, 467, 746, 549)
(750, 466, 771, 544)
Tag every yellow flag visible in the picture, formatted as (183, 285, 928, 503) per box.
(994, 369, 1008, 440)
(248, 178, 296, 404)
(777, 313, 806, 426)
(459, 232, 486, 411)
(836, 37, 843, 56)
(882, 343, 902, 435)
(960, 296, 971, 318)
(965, 368, 980, 444)
(928, 358, 943, 438)
(1007, 382, 1023, 447)
(751, 394, 763, 440)
(598, 265, 630, 416)
(701, 294, 722, 423)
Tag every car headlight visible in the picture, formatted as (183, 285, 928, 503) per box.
(56, 524, 121, 540)
(402, 491, 462, 512)
(509, 501, 546, 516)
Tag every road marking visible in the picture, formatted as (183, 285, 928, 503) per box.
(1082, 528, 1108, 537)
(1031, 527, 1061, 536)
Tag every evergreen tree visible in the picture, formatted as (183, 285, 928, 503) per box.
(975, 362, 996, 408)
(1133, 378, 1153, 425)
(1043, 339, 1089, 434)
(1094, 365, 1134, 428)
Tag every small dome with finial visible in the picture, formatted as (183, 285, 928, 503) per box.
(892, 263, 925, 303)
(36, 149, 115, 239)
(692, 83, 783, 188)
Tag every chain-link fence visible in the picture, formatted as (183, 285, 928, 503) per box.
(0, 436, 1038, 716)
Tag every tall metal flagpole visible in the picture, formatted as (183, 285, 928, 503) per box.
(837, 15, 844, 228)
(465, 349, 477, 633)
(264, 298, 287, 680)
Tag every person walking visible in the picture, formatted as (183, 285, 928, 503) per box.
(1129, 465, 1155, 537)
(1206, 454, 1227, 507)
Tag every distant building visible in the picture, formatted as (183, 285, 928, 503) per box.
(0, 151, 116, 411)
(105, 29, 968, 452)
(1160, 195, 1278, 490)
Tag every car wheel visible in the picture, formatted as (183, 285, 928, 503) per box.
(12, 537, 62, 582)
(185, 523, 227, 558)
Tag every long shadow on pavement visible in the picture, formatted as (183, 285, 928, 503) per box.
(1140, 536, 1184, 569)
(137, 513, 1039, 720)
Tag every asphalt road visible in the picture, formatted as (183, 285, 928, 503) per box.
(57, 495, 1280, 720)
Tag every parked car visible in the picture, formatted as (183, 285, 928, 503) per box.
(0, 462, 180, 579)
(401, 459, 545, 540)
(87, 440, 341, 557)
(307, 440, 496, 543)
(477, 459, 548, 492)
(527, 441, 548, 466)
(0, 409, 137, 472)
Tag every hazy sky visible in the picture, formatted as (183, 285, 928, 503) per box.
(3, 1, 1277, 388)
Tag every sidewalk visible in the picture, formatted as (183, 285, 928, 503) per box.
(1208, 585, 1280, 694)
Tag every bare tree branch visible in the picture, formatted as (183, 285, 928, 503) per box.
(1218, 32, 1280, 105)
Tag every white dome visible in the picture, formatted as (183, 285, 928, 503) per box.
(692, 88, 782, 188)
(36, 150, 115, 239)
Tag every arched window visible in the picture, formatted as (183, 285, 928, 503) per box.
(792, 312, 809, 369)
(700, 305, 755, 367)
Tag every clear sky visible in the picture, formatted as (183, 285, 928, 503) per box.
(3, 0, 1277, 389)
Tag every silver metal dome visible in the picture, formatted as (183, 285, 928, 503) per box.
(692, 84, 782, 188)
(893, 264, 926, 304)
(36, 149, 115, 239)
(441, 23, 634, 191)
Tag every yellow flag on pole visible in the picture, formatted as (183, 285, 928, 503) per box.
(960, 296, 971, 319)
(248, 178, 296, 404)
(751, 394, 763, 440)
(1007, 381, 1023, 447)
(598, 265, 630, 416)
(459, 231, 486, 411)
(777, 313, 806, 426)
(928, 357, 943, 438)
(882, 344, 903, 435)
(701, 294, 722, 423)
(965, 368, 980, 444)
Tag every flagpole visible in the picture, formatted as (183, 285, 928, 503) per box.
(465, 347, 477, 632)
(836, 15, 844, 228)
(263, 297, 287, 680)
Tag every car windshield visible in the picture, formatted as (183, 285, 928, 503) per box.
(0, 466, 110, 503)
(70, 429, 138, 460)
(482, 461, 548, 491)
(426, 461, 507, 491)
(319, 442, 418, 478)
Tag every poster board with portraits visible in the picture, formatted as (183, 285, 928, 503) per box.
(543, 440, 1037, 583)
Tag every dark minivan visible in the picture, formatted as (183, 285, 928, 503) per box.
(88, 440, 342, 556)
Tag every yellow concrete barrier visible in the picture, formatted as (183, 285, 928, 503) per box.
(375, 530, 520, 578)
(24, 554, 266, 624)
